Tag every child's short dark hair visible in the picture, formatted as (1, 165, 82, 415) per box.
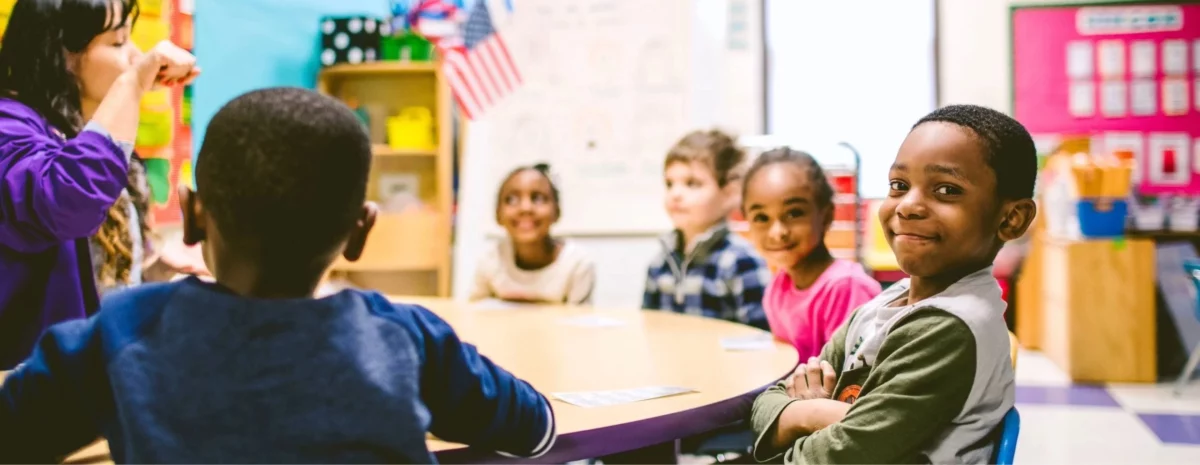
(742, 147, 834, 211)
(495, 162, 560, 216)
(914, 105, 1037, 200)
(665, 129, 745, 187)
(195, 87, 371, 262)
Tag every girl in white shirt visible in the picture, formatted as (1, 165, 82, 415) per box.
(471, 163, 596, 305)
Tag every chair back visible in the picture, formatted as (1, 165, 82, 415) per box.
(993, 407, 1021, 465)
(1185, 260, 1200, 321)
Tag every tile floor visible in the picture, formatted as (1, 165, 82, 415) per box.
(1008, 349, 1200, 464)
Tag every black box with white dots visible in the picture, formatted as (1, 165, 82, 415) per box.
(319, 16, 383, 67)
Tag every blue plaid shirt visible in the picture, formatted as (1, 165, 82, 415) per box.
(642, 223, 772, 330)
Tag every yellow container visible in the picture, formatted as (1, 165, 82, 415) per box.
(386, 107, 436, 150)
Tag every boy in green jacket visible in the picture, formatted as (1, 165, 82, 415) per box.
(751, 105, 1036, 464)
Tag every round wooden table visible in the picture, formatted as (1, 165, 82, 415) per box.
(7, 298, 798, 464)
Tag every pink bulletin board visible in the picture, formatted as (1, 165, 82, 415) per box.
(1012, 3, 1200, 195)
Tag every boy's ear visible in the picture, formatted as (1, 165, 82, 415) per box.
(997, 198, 1037, 242)
(342, 202, 379, 262)
(179, 185, 206, 246)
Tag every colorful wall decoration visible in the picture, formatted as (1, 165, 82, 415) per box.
(133, 0, 194, 226)
(0, 0, 14, 41)
(1013, 3, 1200, 195)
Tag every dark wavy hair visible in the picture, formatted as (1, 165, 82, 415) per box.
(0, 0, 140, 136)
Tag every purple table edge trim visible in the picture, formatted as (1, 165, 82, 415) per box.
(435, 367, 795, 464)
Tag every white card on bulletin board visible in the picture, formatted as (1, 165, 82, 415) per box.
(1193, 39, 1200, 73)
(1194, 138, 1200, 174)
(1069, 81, 1095, 117)
(1163, 78, 1189, 116)
(1131, 79, 1157, 116)
(1101, 80, 1127, 117)
(1098, 40, 1125, 78)
(1130, 40, 1156, 78)
(1147, 133, 1191, 186)
(1162, 39, 1188, 76)
(1195, 78, 1200, 111)
(1104, 132, 1145, 184)
(1067, 40, 1094, 79)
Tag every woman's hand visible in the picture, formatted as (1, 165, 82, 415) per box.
(143, 239, 209, 282)
(130, 41, 201, 92)
(158, 239, 209, 276)
(785, 357, 838, 400)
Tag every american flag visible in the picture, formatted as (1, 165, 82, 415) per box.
(435, 1, 522, 120)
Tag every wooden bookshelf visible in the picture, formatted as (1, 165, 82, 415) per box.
(317, 61, 454, 297)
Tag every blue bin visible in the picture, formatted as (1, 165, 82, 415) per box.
(1077, 199, 1127, 238)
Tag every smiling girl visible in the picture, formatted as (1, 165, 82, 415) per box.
(470, 163, 596, 305)
(742, 148, 880, 358)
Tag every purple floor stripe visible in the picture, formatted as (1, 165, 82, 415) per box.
(1015, 385, 1121, 407)
(1138, 413, 1200, 445)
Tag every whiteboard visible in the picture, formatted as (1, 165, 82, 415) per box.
(482, 0, 695, 235)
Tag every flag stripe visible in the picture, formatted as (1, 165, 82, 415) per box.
(444, 51, 484, 117)
(491, 35, 522, 84)
(480, 38, 515, 92)
(413, 0, 521, 120)
(465, 50, 498, 106)
(476, 40, 513, 95)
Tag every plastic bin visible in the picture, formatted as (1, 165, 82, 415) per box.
(1076, 198, 1127, 238)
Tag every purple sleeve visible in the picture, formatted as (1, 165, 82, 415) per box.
(0, 104, 128, 253)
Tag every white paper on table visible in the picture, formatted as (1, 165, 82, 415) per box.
(721, 334, 775, 351)
(1097, 40, 1125, 77)
(1069, 81, 1095, 117)
(552, 386, 697, 408)
(1162, 78, 1189, 116)
(1066, 40, 1094, 79)
(471, 299, 527, 311)
(1131, 79, 1157, 116)
(559, 315, 626, 328)
(1130, 40, 1156, 78)
(1101, 80, 1127, 117)
(1162, 39, 1188, 76)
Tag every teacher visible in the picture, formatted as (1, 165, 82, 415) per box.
(0, 0, 200, 369)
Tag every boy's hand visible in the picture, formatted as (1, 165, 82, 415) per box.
(785, 357, 837, 400)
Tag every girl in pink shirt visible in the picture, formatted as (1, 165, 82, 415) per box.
(742, 148, 882, 358)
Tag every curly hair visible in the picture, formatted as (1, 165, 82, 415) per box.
(93, 157, 153, 288)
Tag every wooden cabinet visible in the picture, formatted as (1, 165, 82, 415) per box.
(317, 62, 454, 297)
(1037, 238, 1157, 383)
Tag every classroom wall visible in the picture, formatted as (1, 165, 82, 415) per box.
(191, 0, 390, 154)
(937, 0, 1109, 111)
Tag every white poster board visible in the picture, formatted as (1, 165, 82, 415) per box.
(483, 0, 695, 235)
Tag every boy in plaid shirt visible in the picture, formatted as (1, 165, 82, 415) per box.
(643, 129, 772, 330)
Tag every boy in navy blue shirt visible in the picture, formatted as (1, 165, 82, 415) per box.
(0, 88, 555, 463)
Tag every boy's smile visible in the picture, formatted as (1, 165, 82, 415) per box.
(880, 122, 1003, 280)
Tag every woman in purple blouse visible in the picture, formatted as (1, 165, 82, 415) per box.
(0, 0, 201, 368)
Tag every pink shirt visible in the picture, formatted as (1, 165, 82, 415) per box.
(763, 260, 882, 358)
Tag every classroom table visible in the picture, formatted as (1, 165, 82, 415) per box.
(1, 297, 799, 464)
